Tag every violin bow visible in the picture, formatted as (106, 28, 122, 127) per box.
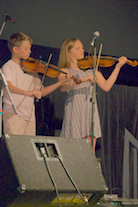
(36, 53, 52, 102)
(40, 53, 53, 91)
(95, 43, 103, 72)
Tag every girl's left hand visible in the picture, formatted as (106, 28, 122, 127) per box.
(59, 74, 70, 83)
(117, 56, 127, 67)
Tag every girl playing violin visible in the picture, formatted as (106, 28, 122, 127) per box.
(2, 32, 68, 136)
(58, 38, 127, 153)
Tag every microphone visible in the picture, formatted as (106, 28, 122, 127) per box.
(90, 31, 100, 46)
(4, 14, 15, 24)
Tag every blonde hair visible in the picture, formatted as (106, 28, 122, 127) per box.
(8, 32, 33, 52)
(58, 38, 79, 68)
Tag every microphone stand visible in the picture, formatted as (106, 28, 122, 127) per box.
(0, 16, 17, 137)
(0, 70, 17, 138)
(90, 44, 103, 151)
(90, 45, 96, 146)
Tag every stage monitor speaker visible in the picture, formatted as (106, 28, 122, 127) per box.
(0, 134, 108, 207)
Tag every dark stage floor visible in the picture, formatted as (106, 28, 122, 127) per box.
(7, 203, 138, 207)
(5, 197, 138, 207)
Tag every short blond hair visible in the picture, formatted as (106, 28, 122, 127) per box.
(58, 38, 79, 69)
(8, 32, 33, 53)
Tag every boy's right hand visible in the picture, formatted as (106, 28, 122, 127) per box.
(27, 90, 42, 99)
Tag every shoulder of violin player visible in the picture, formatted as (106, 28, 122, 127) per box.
(59, 67, 68, 74)
(60, 68, 72, 78)
(60, 67, 68, 71)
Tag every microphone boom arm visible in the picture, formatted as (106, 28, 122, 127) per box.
(0, 14, 14, 36)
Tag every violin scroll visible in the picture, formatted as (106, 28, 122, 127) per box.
(71, 76, 82, 84)
(127, 60, 138, 67)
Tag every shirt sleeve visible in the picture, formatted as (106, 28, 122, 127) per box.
(2, 63, 13, 82)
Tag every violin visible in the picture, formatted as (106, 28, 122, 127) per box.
(78, 56, 138, 70)
(22, 57, 81, 84)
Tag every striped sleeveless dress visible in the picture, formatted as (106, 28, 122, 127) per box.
(60, 68, 102, 139)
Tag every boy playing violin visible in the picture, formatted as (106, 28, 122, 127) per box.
(2, 32, 68, 136)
